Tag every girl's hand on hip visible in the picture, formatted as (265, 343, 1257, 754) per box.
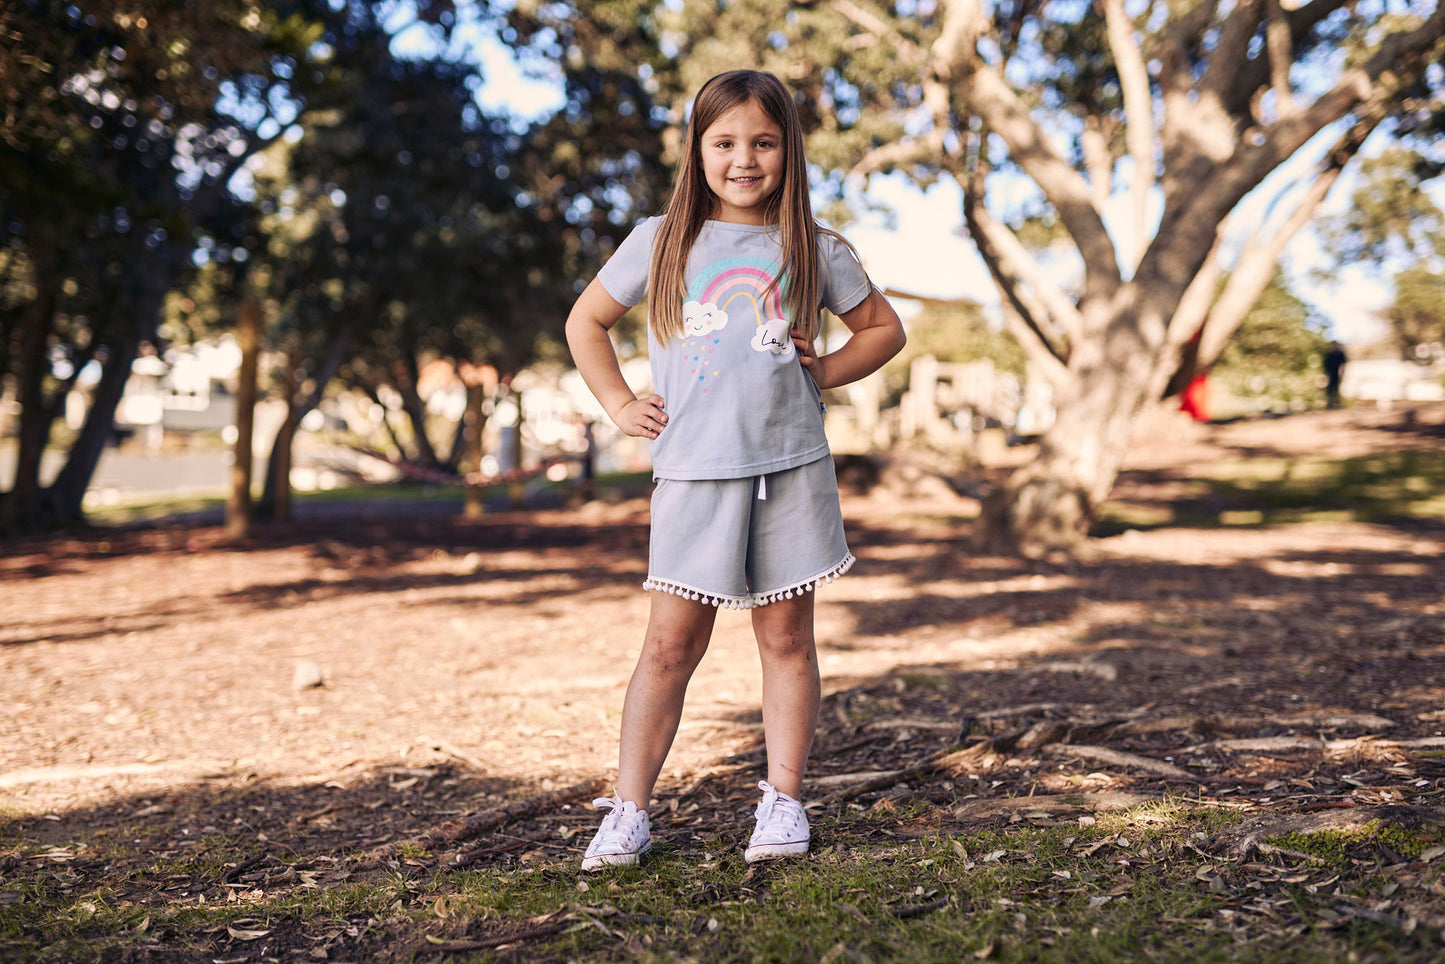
(614, 394, 668, 438)
(793, 331, 826, 388)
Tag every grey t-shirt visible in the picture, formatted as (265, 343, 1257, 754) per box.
(598, 217, 872, 480)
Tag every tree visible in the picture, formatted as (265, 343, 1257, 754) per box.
(1326, 147, 1445, 264)
(891, 1, 1445, 554)
(234, 1, 637, 518)
(1385, 266, 1445, 361)
(1321, 146, 1445, 361)
(1212, 274, 1330, 412)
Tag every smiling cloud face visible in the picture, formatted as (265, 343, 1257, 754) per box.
(683, 300, 728, 337)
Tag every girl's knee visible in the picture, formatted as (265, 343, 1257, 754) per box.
(640, 627, 710, 673)
(752, 596, 815, 660)
(755, 626, 816, 661)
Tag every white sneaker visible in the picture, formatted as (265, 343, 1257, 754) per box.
(745, 780, 810, 862)
(581, 793, 652, 871)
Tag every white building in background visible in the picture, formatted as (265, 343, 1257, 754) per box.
(1341, 358, 1445, 404)
(107, 338, 244, 449)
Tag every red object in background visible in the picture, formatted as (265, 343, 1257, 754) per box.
(1180, 372, 1210, 422)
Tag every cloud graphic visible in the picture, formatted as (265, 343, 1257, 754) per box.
(751, 317, 794, 356)
(683, 300, 728, 336)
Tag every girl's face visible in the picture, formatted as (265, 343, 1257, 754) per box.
(698, 98, 784, 224)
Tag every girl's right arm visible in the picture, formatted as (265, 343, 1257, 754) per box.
(565, 278, 668, 439)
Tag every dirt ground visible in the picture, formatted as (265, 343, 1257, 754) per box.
(2, 402, 1444, 960)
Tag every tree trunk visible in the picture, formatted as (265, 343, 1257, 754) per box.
(257, 360, 300, 523)
(45, 234, 187, 527)
(257, 336, 350, 521)
(460, 381, 487, 519)
(977, 305, 1162, 558)
(3, 226, 58, 534)
(43, 336, 138, 527)
(392, 355, 439, 468)
(272, 404, 296, 523)
(225, 297, 261, 539)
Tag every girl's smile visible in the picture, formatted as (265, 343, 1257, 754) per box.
(700, 99, 784, 224)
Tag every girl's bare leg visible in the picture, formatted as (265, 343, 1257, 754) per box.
(751, 593, 819, 799)
(615, 593, 718, 810)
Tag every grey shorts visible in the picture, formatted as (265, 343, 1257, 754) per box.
(644, 456, 854, 610)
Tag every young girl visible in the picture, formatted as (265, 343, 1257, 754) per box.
(565, 69, 905, 869)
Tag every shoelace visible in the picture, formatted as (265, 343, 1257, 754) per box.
(753, 781, 803, 834)
(590, 795, 643, 849)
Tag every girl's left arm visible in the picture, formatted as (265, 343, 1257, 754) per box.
(793, 287, 906, 390)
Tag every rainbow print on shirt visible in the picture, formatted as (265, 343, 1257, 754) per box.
(680, 258, 793, 394)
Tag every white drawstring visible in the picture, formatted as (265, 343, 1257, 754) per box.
(757, 475, 767, 500)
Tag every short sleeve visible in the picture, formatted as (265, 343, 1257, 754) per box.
(819, 232, 872, 316)
(596, 216, 661, 307)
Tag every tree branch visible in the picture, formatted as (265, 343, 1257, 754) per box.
(831, 0, 921, 58)
(1079, 114, 1114, 213)
(1198, 0, 1264, 101)
(834, 0, 960, 190)
(1103, 0, 1156, 270)
(937, 2, 1121, 293)
(1160, 218, 1226, 361)
(1264, 0, 1296, 118)
(962, 184, 1085, 349)
(958, 173, 1071, 384)
(845, 134, 947, 189)
(1220, 0, 1352, 118)
(1157, 98, 1386, 400)
(1164, 0, 1220, 54)
(1195, 104, 1385, 369)
(1150, 6, 1440, 302)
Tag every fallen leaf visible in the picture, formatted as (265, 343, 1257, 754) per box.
(226, 920, 271, 941)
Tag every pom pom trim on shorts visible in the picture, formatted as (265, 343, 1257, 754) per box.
(642, 553, 855, 611)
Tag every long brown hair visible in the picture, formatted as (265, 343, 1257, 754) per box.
(647, 69, 855, 345)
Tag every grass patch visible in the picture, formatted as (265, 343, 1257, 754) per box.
(1103, 448, 1445, 531)
(1198, 450, 1445, 522)
(423, 809, 1437, 963)
(9, 800, 1435, 962)
(78, 469, 658, 527)
(1266, 819, 1445, 870)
